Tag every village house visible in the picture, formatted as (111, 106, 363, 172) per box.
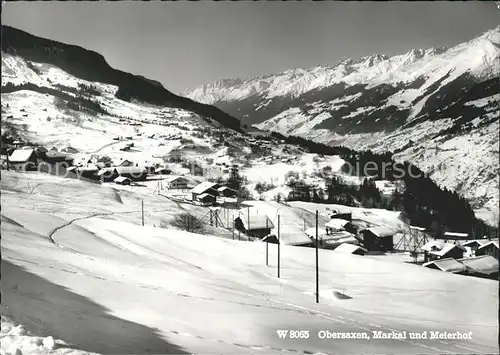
(461, 239, 490, 257)
(7, 148, 38, 171)
(234, 214, 274, 239)
(359, 227, 395, 252)
(196, 193, 217, 206)
(191, 181, 220, 202)
(164, 176, 189, 190)
(422, 241, 466, 262)
(476, 241, 499, 260)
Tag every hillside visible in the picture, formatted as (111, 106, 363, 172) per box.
(1, 25, 241, 131)
(186, 27, 500, 225)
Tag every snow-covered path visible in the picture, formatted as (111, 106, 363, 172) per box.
(1, 172, 498, 354)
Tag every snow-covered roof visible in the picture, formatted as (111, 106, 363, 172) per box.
(421, 240, 446, 252)
(458, 255, 499, 275)
(8, 149, 36, 163)
(114, 176, 131, 183)
(78, 165, 99, 172)
(155, 166, 171, 172)
(362, 227, 395, 238)
(164, 175, 188, 183)
(443, 232, 469, 238)
(305, 227, 329, 239)
(429, 243, 466, 257)
(461, 239, 491, 248)
(115, 167, 147, 175)
(422, 258, 467, 274)
(322, 231, 359, 244)
(333, 243, 367, 254)
(45, 151, 73, 160)
(61, 146, 79, 153)
(325, 219, 350, 230)
(477, 241, 499, 250)
(192, 181, 219, 194)
(197, 193, 216, 201)
(239, 215, 275, 230)
(218, 186, 237, 192)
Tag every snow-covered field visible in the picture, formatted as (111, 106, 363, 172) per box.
(1, 171, 498, 354)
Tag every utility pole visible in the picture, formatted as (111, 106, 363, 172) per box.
(141, 200, 144, 226)
(266, 241, 269, 266)
(266, 217, 269, 266)
(278, 214, 281, 278)
(247, 207, 250, 235)
(315, 210, 319, 303)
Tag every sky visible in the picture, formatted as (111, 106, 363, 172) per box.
(2, 1, 499, 94)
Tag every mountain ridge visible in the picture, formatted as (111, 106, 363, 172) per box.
(1, 25, 242, 132)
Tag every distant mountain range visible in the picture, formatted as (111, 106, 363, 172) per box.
(186, 27, 500, 223)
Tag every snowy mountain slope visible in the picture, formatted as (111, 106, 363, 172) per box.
(1, 171, 498, 354)
(2, 25, 242, 131)
(186, 27, 500, 225)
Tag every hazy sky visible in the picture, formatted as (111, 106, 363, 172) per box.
(3, 1, 499, 94)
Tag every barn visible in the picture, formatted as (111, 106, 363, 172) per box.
(359, 227, 395, 252)
(235, 214, 274, 239)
